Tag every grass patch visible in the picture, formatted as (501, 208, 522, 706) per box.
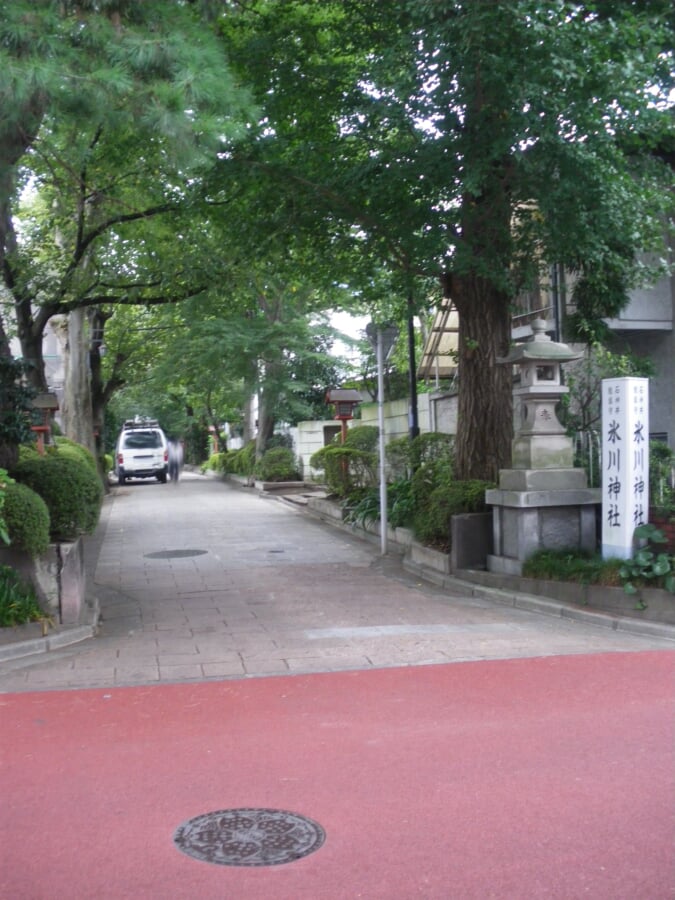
(522, 550, 624, 586)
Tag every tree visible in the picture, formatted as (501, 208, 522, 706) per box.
(219, 0, 674, 481)
(0, 0, 254, 451)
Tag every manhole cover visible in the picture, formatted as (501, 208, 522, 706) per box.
(144, 549, 208, 559)
(173, 808, 325, 867)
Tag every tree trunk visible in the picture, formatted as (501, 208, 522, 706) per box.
(59, 309, 96, 456)
(255, 390, 275, 458)
(450, 273, 513, 483)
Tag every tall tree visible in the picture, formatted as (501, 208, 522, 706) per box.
(0, 0, 253, 449)
(219, 0, 674, 481)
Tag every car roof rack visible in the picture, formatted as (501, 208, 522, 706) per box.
(122, 417, 161, 430)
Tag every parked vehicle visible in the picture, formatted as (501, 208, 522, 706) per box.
(115, 418, 168, 485)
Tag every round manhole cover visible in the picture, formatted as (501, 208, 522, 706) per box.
(144, 549, 208, 559)
(173, 808, 325, 867)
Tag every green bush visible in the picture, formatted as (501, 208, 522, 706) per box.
(12, 453, 103, 541)
(17, 443, 41, 464)
(202, 451, 227, 473)
(0, 564, 45, 627)
(413, 469, 493, 549)
(54, 436, 98, 471)
(650, 440, 675, 521)
(310, 445, 377, 497)
(228, 441, 256, 476)
(343, 425, 379, 452)
(3, 481, 50, 556)
(254, 447, 300, 482)
(386, 433, 455, 479)
(522, 549, 624, 586)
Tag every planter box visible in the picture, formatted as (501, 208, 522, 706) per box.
(409, 542, 451, 574)
(0, 537, 91, 626)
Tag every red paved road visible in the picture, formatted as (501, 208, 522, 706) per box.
(1, 651, 673, 899)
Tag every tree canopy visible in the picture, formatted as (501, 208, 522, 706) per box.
(218, 0, 674, 479)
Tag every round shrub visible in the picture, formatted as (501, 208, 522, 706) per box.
(3, 481, 50, 556)
(54, 436, 98, 471)
(344, 425, 379, 452)
(254, 447, 300, 482)
(12, 454, 103, 540)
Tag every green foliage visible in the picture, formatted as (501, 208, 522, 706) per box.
(560, 343, 655, 435)
(254, 447, 300, 482)
(649, 441, 675, 521)
(343, 478, 416, 530)
(388, 478, 415, 528)
(0, 565, 45, 628)
(0, 468, 14, 545)
(2, 481, 50, 557)
(413, 477, 494, 549)
(343, 488, 380, 528)
(619, 524, 675, 600)
(0, 358, 35, 468)
(221, 442, 257, 477)
(12, 454, 103, 541)
(310, 445, 377, 498)
(522, 550, 623, 586)
(54, 437, 98, 472)
(386, 433, 455, 479)
(343, 425, 379, 452)
(203, 452, 227, 474)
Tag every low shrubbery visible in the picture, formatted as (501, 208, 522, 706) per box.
(0, 564, 45, 627)
(54, 436, 98, 471)
(253, 447, 300, 482)
(12, 452, 103, 541)
(310, 425, 379, 497)
(2, 481, 50, 557)
(338, 430, 490, 551)
(522, 549, 624, 586)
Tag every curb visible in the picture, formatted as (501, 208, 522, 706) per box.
(0, 624, 97, 664)
(402, 557, 675, 643)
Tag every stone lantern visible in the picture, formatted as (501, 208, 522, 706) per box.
(325, 388, 362, 443)
(486, 320, 600, 574)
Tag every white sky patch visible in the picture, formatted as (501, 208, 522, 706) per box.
(329, 310, 370, 361)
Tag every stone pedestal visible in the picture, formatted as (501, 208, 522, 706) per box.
(487, 476, 600, 575)
(486, 320, 601, 574)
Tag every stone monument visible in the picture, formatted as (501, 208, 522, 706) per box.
(486, 320, 600, 574)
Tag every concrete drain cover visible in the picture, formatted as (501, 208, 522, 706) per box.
(173, 808, 325, 867)
(144, 549, 208, 559)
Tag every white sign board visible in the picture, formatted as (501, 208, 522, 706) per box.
(601, 377, 649, 559)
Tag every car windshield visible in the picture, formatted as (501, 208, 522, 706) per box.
(123, 431, 162, 449)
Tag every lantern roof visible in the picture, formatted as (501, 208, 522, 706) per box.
(498, 319, 582, 365)
(325, 388, 362, 404)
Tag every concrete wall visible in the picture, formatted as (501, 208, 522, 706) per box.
(293, 420, 343, 478)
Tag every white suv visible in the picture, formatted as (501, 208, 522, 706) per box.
(115, 419, 168, 485)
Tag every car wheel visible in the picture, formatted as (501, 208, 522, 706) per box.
(157, 472, 167, 484)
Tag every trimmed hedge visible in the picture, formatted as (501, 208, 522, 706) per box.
(54, 436, 98, 471)
(254, 447, 300, 482)
(12, 454, 103, 541)
(2, 481, 50, 556)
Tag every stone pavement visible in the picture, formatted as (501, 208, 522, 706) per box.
(0, 470, 673, 693)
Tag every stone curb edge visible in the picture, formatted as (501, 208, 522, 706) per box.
(402, 557, 675, 643)
(0, 625, 97, 664)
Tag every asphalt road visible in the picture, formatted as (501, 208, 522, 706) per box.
(1, 473, 673, 898)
